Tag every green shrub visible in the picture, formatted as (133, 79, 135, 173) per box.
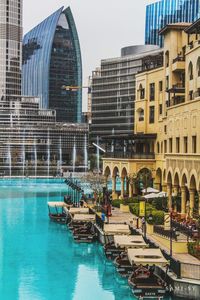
(129, 203, 139, 216)
(112, 199, 122, 208)
(152, 197, 168, 211)
(147, 210, 164, 225)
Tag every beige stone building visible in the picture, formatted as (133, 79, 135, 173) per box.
(103, 19, 200, 218)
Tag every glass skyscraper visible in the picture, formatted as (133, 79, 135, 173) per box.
(145, 0, 200, 46)
(0, 0, 22, 99)
(22, 7, 82, 123)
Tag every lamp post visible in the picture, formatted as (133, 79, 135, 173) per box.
(169, 208, 179, 257)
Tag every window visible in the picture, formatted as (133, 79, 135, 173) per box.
(183, 136, 188, 153)
(164, 140, 167, 153)
(189, 91, 193, 100)
(188, 61, 193, 80)
(149, 106, 155, 123)
(192, 136, 197, 153)
(159, 81, 163, 92)
(169, 138, 173, 153)
(159, 104, 162, 115)
(138, 108, 144, 121)
(139, 84, 145, 99)
(166, 76, 169, 90)
(176, 137, 180, 153)
(197, 57, 200, 77)
(157, 142, 160, 153)
(150, 83, 155, 101)
(165, 51, 169, 67)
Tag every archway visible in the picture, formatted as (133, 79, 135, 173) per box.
(155, 168, 162, 191)
(112, 166, 120, 198)
(189, 175, 198, 218)
(137, 168, 153, 193)
(181, 173, 189, 215)
(167, 171, 173, 209)
(104, 166, 111, 188)
(121, 167, 128, 198)
(173, 172, 181, 212)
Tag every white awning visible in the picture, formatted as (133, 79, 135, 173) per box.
(48, 202, 67, 207)
(65, 207, 89, 214)
(142, 187, 159, 194)
(114, 235, 147, 249)
(73, 214, 95, 222)
(127, 248, 168, 266)
(104, 224, 131, 235)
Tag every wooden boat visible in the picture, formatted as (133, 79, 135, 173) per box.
(104, 235, 147, 260)
(114, 252, 133, 277)
(68, 214, 95, 231)
(47, 202, 67, 224)
(73, 222, 97, 243)
(127, 248, 168, 299)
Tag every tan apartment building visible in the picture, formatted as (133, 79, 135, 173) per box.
(103, 19, 200, 217)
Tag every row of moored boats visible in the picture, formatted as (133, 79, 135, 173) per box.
(47, 200, 171, 300)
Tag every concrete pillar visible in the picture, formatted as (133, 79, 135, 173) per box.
(132, 181, 137, 195)
(112, 176, 116, 193)
(189, 189, 195, 218)
(167, 184, 172, 209)
(112, 176, 118, 199)
(162, 183, 167, 192)
(126, 178, 129, 196)
(181, 186, 186, 214)
(173, 185, 179, 212)
(120, 177, 125, 198)
(129, 182, 133, 198)
(154, 182, 161, 191)
(198, 191, 200, 216)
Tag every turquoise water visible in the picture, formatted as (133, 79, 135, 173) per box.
(0, 179, 134, 300)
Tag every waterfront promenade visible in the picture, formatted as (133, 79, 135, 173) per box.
(87, 203, 200, 280)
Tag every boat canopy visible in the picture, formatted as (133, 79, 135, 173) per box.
(48, 202, 67, 207)
(64, 207, 89, 214)
(104, 224, 130, 235)
(127, 248, 168, 266)
(73, 214, 95, 222)
(114, 235, 147, 249)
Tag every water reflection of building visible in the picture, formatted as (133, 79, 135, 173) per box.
(22, 7, 82, 123)
(0, 96, 87, 176)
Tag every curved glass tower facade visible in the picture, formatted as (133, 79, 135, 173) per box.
(145, 0, 200, 46)
(0, 0, 22, 99)
(22, 7, 82, 123)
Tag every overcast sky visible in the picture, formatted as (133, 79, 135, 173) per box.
(23, 0, 154, 110)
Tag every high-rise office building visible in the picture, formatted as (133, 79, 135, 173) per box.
(0, 2, 87, 176)
(90, 45, 161, 144)
(145, 0, 200, 46)
(22, 7, 82, 123)
(0, 0, 22, 99)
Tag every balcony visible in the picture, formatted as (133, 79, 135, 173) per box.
(104, 151, 155, 160)
(167, 83, 185, 94)
(172, 56, 185, 72)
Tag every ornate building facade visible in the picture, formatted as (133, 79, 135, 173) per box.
(103, 19, 200, 217)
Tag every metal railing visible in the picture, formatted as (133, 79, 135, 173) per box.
(154, 225, 178, 241)
(172, 56, 185, 63)
(95, 214, 104, 230)
(172, 220, 200, 240)
(161, 249, 181, 279)
(105, 151, 155, 159)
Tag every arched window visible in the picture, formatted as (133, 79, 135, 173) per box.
(188, 61, 193, 80)
(165, 51, 169, 67)
(139, 84, 145, 99)
(196, 57, 200, 77)
(137, 108, 144, 121)
(157, 142, 160, 153)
